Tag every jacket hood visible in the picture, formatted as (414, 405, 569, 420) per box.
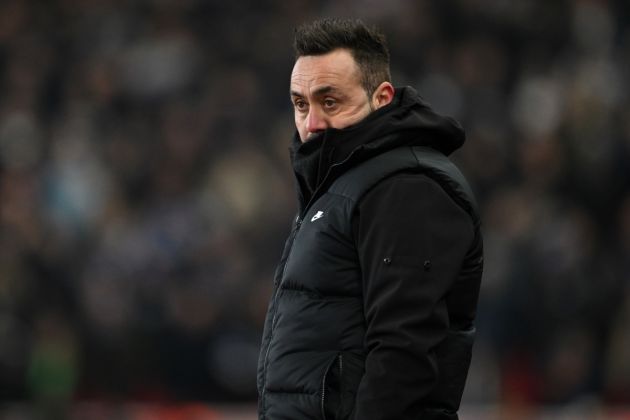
(290, 86, 466, 209)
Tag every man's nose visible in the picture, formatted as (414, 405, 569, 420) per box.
(306, 108, 328, 135)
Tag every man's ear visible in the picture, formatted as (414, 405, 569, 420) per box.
(372, 82, 395, 109)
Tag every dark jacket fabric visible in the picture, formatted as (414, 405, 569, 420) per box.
(257, 87, 483, 420)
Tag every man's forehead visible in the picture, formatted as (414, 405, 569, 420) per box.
(290, 50, 360, 94)
(290, 73, 343, 91)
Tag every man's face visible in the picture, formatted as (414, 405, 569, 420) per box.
(290, 49, 373, 142)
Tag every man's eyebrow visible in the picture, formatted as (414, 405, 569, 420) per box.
(290, 86, 340, 99)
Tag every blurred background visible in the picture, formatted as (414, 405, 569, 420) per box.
(0, 0, 629, 419)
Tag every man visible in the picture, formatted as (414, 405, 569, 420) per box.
(257, 18, 483, 420)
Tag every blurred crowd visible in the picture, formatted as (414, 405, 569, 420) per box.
(0, 0, 629, 415)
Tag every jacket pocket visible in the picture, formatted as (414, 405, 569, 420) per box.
(321, 351, 365, 420)
(321, 353, 342, 420)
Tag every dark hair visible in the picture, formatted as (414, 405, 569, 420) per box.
(293, 18, 391, 97)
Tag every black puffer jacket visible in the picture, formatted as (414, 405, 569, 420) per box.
(257, 87, 483, 420)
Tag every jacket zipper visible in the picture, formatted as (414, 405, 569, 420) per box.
(270, 216, 302, 327)
(260, 216, 302, 413)
(300, 146, 363, 218)
(321, 353, 343, 420)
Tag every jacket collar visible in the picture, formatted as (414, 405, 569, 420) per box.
(290, 86, 466, 210)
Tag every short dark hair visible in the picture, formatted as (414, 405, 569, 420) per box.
(293, 18, 391, 97)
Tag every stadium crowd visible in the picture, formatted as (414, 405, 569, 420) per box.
(0, 0, 629, 416)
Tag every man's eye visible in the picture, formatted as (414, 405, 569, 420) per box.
(323, 99, 337, 108)
(294, 100, 308, 111)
